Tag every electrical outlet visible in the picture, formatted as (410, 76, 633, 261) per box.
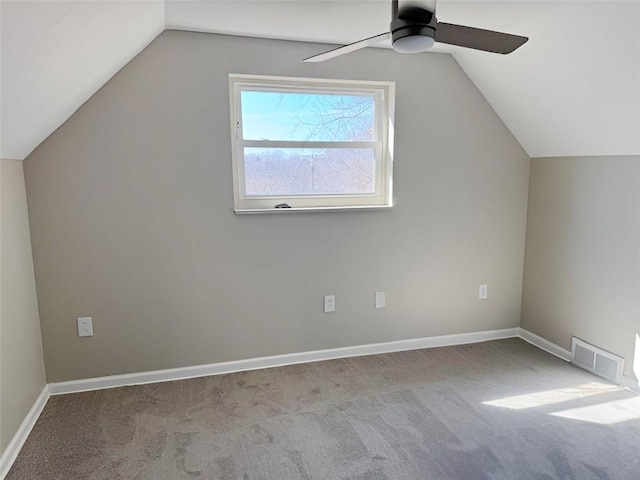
(323, 295, 335, 313)
(77, 317, 94, 337)
(478, 284, 488, 300)
(375, 291, 386, 309)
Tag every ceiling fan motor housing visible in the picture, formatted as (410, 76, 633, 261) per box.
(391, 6, 437, 51)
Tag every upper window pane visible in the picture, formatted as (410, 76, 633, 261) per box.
(240, 91, 375, 142)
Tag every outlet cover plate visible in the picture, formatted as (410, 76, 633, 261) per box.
(77, 317, 94, 337)
(375, 291, 386, 309)
(479, 284, 488, 300)
(323, 295, 335, 313)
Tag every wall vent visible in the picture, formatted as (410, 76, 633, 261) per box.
(571, 337, 624, 383)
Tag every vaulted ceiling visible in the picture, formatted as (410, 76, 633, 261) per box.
(2, 1, 639, 160)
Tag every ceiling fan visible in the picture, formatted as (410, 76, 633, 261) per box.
(304, 0, 528, 62)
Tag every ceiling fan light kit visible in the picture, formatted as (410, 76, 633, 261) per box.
(391, 5, 436, 53)
(392, 34, 435, 53)
(304, 0, 528, 62)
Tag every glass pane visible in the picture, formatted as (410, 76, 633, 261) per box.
(241, 91, 375, 142)
(244, 148, 376, 196)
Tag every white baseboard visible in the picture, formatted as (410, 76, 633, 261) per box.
(48, 327, 521, 395)
(518, 328, 572, 362)
(621, 375, 640, 394)
(519, 329, 640, 393)
(0, 386, 50, 480)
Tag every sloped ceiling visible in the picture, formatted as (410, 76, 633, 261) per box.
(2, 0, 639, 160)
(0, 0, 165, 160)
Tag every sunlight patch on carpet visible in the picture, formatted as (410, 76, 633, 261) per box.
(550, 396, 640, 425)
(483, 382, 622, 410)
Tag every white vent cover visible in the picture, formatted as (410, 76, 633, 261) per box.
(571, 337, 624, 383)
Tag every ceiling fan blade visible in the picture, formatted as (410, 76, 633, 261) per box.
(304, 32, 391, 62)
(436, 22, 528, 54)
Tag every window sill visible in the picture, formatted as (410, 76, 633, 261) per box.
(234, 204, 393, 214)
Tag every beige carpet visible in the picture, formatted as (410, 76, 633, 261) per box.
(8, 338, 640, 479)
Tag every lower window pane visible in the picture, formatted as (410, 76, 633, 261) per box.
(244, 148, 376, 196)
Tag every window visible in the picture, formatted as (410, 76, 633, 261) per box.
(229, 74, 395, 213)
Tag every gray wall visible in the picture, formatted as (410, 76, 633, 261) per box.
(522, 156, 640, 379)
(0, 159, 46, 452)
(24, 31, 530, 383)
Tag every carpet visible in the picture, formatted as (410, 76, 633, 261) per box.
(7, 338, 640, 479)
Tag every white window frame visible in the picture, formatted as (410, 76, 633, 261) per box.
(229, 74, 395, 213)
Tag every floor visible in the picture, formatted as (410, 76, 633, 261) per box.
(8, 338, 640, 479)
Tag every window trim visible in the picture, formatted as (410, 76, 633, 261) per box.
(228, 74, 395, 213)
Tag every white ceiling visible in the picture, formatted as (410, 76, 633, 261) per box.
(0, 0, 165, 160)
(2, 0, 639, 160)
